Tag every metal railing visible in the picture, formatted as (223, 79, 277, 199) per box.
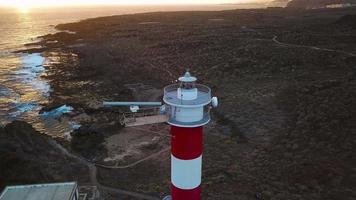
(103, 101, 162, 107)
(120, 107, 162, 125)
(163, 84, 211, 106)
(165, 104, 211, 127)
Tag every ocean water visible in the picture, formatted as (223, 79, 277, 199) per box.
(0, 4, 264, 137)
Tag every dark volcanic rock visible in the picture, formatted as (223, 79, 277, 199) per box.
(287, 0, 356, 9)
(334, 14, 356, 29)
(265, 79, 356, 199)
(0, 121, 88, 190)
(29, 7, 356, 199)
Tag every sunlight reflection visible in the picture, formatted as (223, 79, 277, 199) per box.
(17, 5, 30, 14)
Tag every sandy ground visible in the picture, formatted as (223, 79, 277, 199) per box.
(103, 124, 170, 166)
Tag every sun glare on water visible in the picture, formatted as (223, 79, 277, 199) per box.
(17, 5, 30, 14)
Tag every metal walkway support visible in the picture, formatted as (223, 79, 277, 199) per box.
(103, 102, 162, 107)
(103, 101, 166, 127)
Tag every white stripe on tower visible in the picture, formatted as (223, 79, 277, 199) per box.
(171, 155, 202, 189)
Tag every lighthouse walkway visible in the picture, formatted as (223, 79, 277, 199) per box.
(125, 114, 168, 127)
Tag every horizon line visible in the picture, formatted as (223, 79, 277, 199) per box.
(0, 2, 268, 9)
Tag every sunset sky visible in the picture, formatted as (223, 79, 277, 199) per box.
(0, 0, 268, 8)
(0, 0, 271, 14)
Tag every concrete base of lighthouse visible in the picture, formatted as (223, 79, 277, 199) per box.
(170, 126, 203, 200)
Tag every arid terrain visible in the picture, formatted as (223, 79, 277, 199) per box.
(2, 7, 356, 200)
(287, 0, 356, 9)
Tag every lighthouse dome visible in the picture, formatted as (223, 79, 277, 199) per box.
(178, 71, 197, 82)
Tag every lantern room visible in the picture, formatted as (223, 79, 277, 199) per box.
(163, 71, 217, 127)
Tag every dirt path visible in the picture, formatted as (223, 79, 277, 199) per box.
(89, 164, 160, 200)
(49, 140, 160, 200)
(96, 147, 170, 169)
(272, 35, 356, 57)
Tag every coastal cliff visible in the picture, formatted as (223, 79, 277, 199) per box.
(0, 121, 89, 190)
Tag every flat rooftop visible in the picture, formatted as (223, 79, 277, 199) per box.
(0, 182, 77, 200)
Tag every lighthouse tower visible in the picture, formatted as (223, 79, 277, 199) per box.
(163, 71, 218, 200)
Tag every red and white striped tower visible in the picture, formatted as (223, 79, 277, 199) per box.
(163, 71, 218, 200)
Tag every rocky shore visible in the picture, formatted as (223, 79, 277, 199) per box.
(5, 7, 356, 199)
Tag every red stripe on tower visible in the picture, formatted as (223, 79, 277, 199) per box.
(171, 126, 203, 159)
(171, 183, 201, 200)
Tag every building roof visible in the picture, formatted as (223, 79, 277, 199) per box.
(0, 182, 77, 200)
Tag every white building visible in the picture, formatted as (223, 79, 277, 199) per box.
(0, 182, 79, 200)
